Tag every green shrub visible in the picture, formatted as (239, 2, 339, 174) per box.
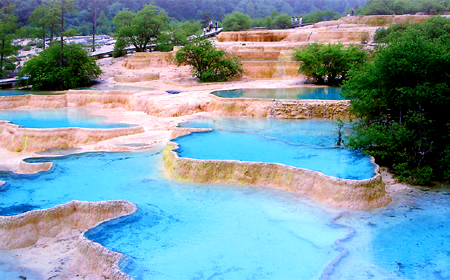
(343, 20, 450, 184)
(294, 43, 368, 85)
(175, 39, 243, 82)
(19, 42, 102, 90)
(222, 11, 251, 31)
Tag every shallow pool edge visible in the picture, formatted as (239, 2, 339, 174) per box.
(163, 142, 392, 210)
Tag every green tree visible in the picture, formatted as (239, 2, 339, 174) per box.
(44, 0, 61, 42)
(272, 13, 291, 29)
(342, 22, 450, 184)
(302, 9, 341, 23)
(55, 0, 76, 69)
(361, 0, 395, 15)
(294, 43, 368, 85)
(222, 11, 251, 31)
(361, 0, 448, 15)
(199, 11, 212, 27)
(158, 20, 202, 52)
(174, 39, 243, 82)
(19, 42, 102, 90)
(113, 4, 170, 52)
(28, 2, 62, 49)
(96, 11, 112, 35)
(0, 4, 19, 78)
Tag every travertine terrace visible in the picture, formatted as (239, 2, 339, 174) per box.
(0, 15, 424, 279)
(163, 142, 391, 210)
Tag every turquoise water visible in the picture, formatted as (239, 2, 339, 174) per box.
(333, 188, 450, 279)
(0, 108, 131, 129)
(212, 87, 346, 100)
(0, 150, 347, 280)
(0, 89, 64, 96)
(0, 117, 449, 280)
(176, 117, 375, 180)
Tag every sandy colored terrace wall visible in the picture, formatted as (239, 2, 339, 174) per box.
(208, 96, 352, 119)
(66, 90, 136, 109)
(0, 91, 138, 110)
(232, 51, 281, 61)
(122, 51, 176, 69)
(284, 28, 376, 44)
(0, 95, 67, 110)
(163, 143, 391, 210)
(142, 94, 351, 119)
(241, 61, 300, 79)
(0, 121, 144, 152)
(217, 30, 296, 42)
(0, 200, 136, 279)
(221, 45, 298, 53)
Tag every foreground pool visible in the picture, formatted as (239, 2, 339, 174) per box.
(0, 108, 131, 129)
(0, 150, 347, 279)
(0, 150, 449, 279)
(212, 87, 346, 100)
(0, 117, 449, 280)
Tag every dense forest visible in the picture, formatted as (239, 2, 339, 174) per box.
(2, 0, 450, 37)
(2, 0, 367, 31)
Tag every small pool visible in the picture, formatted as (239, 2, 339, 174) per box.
(0, 89, 64, 96)
(0, 108, 131, 129)
(212, 87, 346, 100)
(175, 117, 375, 180)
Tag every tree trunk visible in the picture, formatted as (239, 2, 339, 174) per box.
(0, 40, 4, 77)
(42, 24, 46, 49)
(92, 0, 96, 52)
(60, 0, 64, 90)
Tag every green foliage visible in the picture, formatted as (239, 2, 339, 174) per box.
(28, 3, 60, 49)
(112, 38, 127, 57)
(174, 39, 243, 82)
(272, 13, 292, 29)
(113, 4, 170, 52)
(361, 0, 449, 15)
(302, 9, 341, 23)
(294, 43, 368, 85)
(158, 20, 202, 52)
(375, 16, 450, 43)
(96, 11, 112, 35)
(7, 0, 370, 33)
(222, 11, 251, 31)
(19, 42, 102, 90)
(343, 19, 450, 184)
(0, 4, 20, 78)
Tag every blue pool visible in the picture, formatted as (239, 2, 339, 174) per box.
(212, 87, 346, 100)
(0, 117, 449, 280)
(175, 117, 375, 180)
(0, 108, 131, 129)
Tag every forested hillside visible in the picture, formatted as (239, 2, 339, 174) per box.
(2, 0, 367, 27)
